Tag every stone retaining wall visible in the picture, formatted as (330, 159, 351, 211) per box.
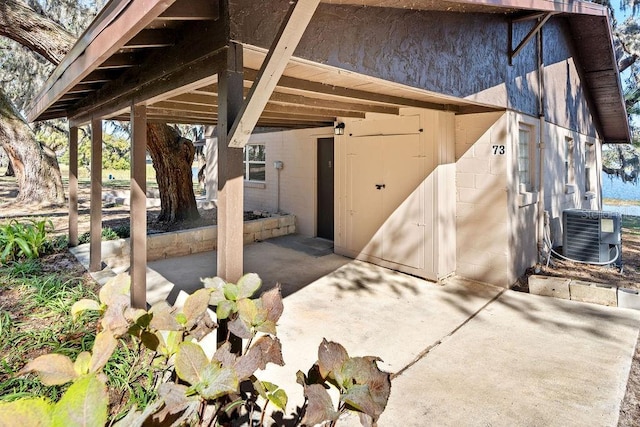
(102, 215, 295, 268)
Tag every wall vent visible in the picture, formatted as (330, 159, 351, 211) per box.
(562, 209, 622, 266)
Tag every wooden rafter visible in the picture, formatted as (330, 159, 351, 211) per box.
(227, 0, 321, 148)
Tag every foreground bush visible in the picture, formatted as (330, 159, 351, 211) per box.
(0, 273, 391, 426)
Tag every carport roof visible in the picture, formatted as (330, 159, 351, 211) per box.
(26, 0, 630, 143)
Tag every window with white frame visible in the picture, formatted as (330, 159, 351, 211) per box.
(565, 137, 575, 190)
(243, 144, 266, 182)
(518, 125, 533, 192)
(585, 142, 595, 192)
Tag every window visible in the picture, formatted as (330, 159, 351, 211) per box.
(518, 125, 532, 192)
(565, 137, 575, 188)
(244, 144, 266, 182)
(585, 142, 595, 192)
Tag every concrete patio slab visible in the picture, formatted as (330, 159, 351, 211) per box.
(377, 291, 640, 426)
(69, 235, 640, 426)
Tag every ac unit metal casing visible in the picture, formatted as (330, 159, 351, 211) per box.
(562, 209, 622, 266)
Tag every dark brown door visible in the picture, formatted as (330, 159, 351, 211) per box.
(317, 137, 334, 240)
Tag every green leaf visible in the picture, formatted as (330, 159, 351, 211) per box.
(90, 331, 118, 373)
(237, 273, 262, 299)
(175, 313, 187, 326)
(175, 342, 209, 386)
(254, 320, 277, 336)
(216, 300, 235, 320)
(338, 357, 391, 421)
(51, 374, 108, 427)
(0, 397, 53, 426)
(262, 381, 279, 393)
(317, 339, 349, 381)
(74, 352, 92, 376)
(202, 277, 226, 306)
(71, 299, 102, 321)
(134, 312, 153, 328)
(194, 364, 239, 400)
(19, 354, 78, 386)
(183, 288, 212, 327)
(141, 331, 160, 351)
(237, 298, 259, 326)
(223, 283, 239, 301)
(268, 389, 288, 411)
(98, 273, 130, 306)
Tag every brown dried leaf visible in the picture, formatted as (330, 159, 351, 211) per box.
(301, 384, 338, 426)
(154, 383, 199, 423)
(90, 331, 118, 373)
(317, 339, 349, 380)
(212, 341, 237, 368)
(19, 354, 78, 386)
(183, 288, 212, 329)
(228, 316, 252, 339)
(98, 273, 130, 306)
(234, 336, 284, 380)
(188, 311, 216, 341)
(149, 301, 181, 331)
(340, 357, 391, 421)
(101, 294, 130, 337)
(261, 285, 283, 323)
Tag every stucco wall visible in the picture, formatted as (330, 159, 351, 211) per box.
(455, 111, 510, 287)
(230, 1, 597, 136)
(242, 127, 334, 237)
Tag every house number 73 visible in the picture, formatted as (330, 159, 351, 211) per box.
(492, 145, 506, 155)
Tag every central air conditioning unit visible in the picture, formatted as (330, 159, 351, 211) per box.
(562, 209, 622, 267)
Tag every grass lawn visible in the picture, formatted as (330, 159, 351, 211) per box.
(58, 164, 159, 189)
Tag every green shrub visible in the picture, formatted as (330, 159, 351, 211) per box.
(0, 273, 391, 426)
(79, 227, 125, 244)
(0, 220, 53, 263)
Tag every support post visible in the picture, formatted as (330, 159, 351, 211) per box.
(130, 104, 147, 309)
(68, 126, 79, 247)
(217, 42, 245, 283)
(204, 125, 218, 204)
(89, 118, 102, 272)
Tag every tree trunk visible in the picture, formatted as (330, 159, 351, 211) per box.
(0, 0, 74, 65)
(0, 89, 64, 204)
(147, 124, 200, 222)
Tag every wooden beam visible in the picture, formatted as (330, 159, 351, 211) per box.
(130, 104, 147, 309)
(98, 53, 138, 69)
(243, 68, 460, 112)
(27, 0, 179, 122)
(217, 42, 245, 283)
(89, 118, 102, 272)
(227, 0, 321, 148)
(69, 21, 227, 124)
(509, 12, 555, 65)
(68, 126, 79, 247)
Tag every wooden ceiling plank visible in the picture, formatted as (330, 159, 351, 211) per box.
(227, 0, 322, 148)
(98, 53, 138, 69)
(125, 29, 175, 49)
(158, 0, 219, 20)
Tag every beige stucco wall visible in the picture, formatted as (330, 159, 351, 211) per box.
(242, 127, 334, 237)
(455, 110, 603, 288)
(455, 111, 511, 287)
(334, 108, 456, 282)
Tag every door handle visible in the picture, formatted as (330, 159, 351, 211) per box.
(375, 184, 386, 190)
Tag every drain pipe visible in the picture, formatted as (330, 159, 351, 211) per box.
(537, 19, 547, 262)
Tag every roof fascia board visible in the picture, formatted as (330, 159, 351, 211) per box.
(415, 0, 607, 16)
(27, 0, 178, 122)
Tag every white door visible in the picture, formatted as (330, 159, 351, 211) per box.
(345, 133, 425, 270)
(380, 134, 425, 269)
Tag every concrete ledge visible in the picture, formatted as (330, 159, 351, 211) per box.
(570, 280, 617, 307)
(528, 275, 640, 311)
(618, 288, 640, 310)
(101, 214, 296, 266)
(529, 276, 571, 300)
